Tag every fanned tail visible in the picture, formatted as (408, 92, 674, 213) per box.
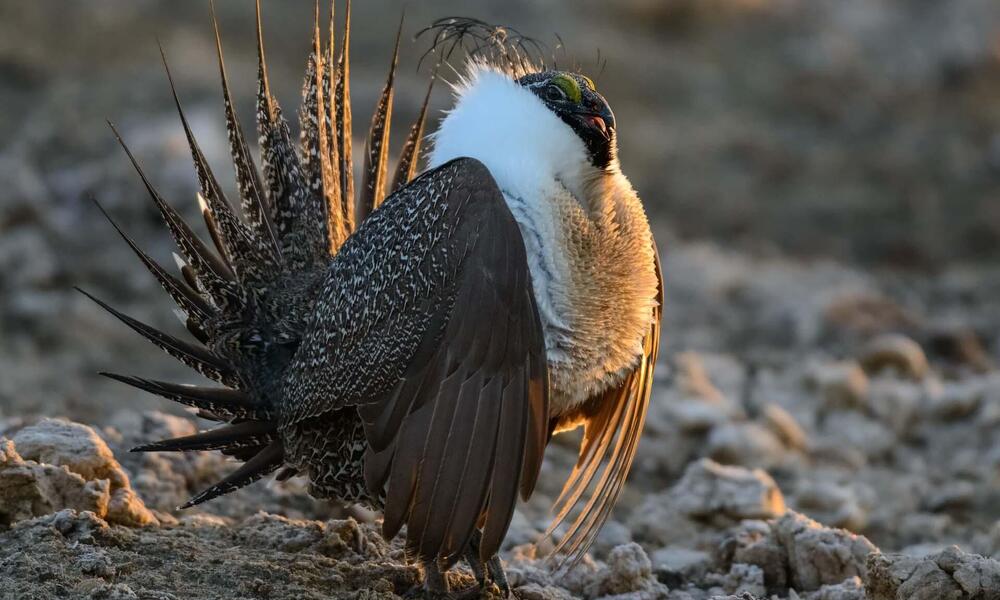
(358, 13, 403, 222)
(180, 442, 284, 508)
(162, 44, 280, 289)
(92, 1, 437, 510)
(300, 0, 348, 253)
(100, 373, 269, 421)
(390, 62, 437, 194)
(210, 2, 283, 269)
(255, 0, 325, 272)
(334, 0, 355, 232)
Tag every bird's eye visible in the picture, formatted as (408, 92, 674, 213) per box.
(545, 84, 566, 102)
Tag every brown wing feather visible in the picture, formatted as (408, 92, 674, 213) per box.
(360, 163, 548, 567)
(545, 243, 663, 570)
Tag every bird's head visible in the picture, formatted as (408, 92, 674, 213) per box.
(430, 65, 624, 196)
(517, 71, 617, 170)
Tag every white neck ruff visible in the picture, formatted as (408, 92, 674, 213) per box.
(428, 67, 598, 199)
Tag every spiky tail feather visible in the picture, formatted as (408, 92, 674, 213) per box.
(86, 0, 435, 509)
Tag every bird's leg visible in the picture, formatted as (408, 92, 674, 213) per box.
(486, 555, 510, 598)
(463, 530, 489, 589)
(463, 530, 511, 598)
(424, 560, 451, 596)
(404, 558, 451, 599)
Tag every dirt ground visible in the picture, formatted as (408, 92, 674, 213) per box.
(1, 1, 999, 599)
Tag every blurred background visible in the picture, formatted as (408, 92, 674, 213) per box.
(1, 0, 999, 559)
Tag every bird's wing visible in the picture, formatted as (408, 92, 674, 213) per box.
(282, 157, 549, 566)
(545, 243, 663, 570)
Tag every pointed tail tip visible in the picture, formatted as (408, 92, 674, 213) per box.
(74, 286, 97, 302)
(180, 488, 216, 509)
(131, 440, 171, 453)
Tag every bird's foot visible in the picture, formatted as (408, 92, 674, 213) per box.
(404, 558, 500, 600)
(464, 531, 512, 598)
(485, 554, 511, 598)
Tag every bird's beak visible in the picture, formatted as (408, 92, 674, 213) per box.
(576, 96, 615, 141)
(583, 114, 609, 138)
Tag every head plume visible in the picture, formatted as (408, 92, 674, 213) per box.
(416, 17, 546, 78)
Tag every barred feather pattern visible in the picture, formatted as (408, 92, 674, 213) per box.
(283, 408, 375, 505)
(334, 0, 355, 232)
(281, 166, 462, 426)
(320, 12, 347, 252)
(211, 7, 282, 271)
(297, 15, 339, 260)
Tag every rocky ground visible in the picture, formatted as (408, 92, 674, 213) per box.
(2, 324, 1000, 600)
(2, 0, 1000, 599)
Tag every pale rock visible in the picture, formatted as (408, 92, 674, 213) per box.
(774, 511, 878, 592)
(858, 334, 929, 380)
(651, 546, 712, 583)
(802, 576, 864, 600)
(724, 512, 876, 594)
(20, 509, 111, 543)
(592, 520, 634, 558)
(867, 377, 922, 435)
(923, 480, 976, 513)
(584, 542, 669, 599)
(792, 480, 870, 531)
(866, 545, 1000, 600)
(694, 353, 749, 403)
(712, 563, 765, 597)
(928, 380, 986, 420)
(501, 545, 597, 596)
(706, 423, 787, 469)
(669, 402, 732, 434)
(676, 352, 728, 404)
(515, 583, 577, 600)
(0, 439, 109, 525)
(807, 442, 867, 470)
(806, 360, 869, 410)
(727, 520, 788, 591)
(666, 353, 744, 434)
(1, 419, 156, 527)
(13, 418, 128, 487)
(761, 403, 808, 451)
(819, 411, 895, 459)
(629, 460, 785, 545)
(671, 459, 786, 522)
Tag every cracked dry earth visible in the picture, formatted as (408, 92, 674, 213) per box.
(2, 245, 1000, 600)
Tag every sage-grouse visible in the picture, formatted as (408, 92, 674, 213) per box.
(85, 3, 662, 596)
